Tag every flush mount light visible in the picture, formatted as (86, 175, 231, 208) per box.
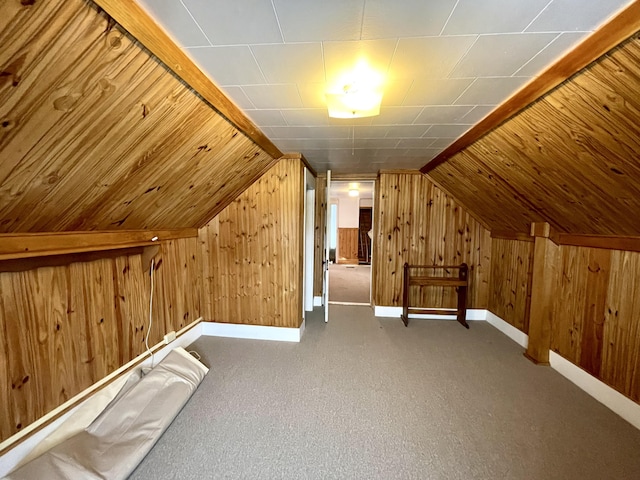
(348, 182, 360, 197)
(326, 61, 383, 118)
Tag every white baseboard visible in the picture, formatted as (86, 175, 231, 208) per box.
(549, 351, 640, 431)
(0, 319, 204, 477)
(201, 321, 303, 343)
(485, 311, 529, 348)
(313, 296, 323, 307)
(374, 306, 486, 321)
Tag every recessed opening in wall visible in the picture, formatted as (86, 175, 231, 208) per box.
(328, 181, 375, 305)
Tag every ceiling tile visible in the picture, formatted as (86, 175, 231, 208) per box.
(526, 0, 631, 32)
(354, 126, 390, 138)
(221, 86, 255, 109)
(451, 33, 557, 78)
(423, 124, 472, 137)
(514, 32, 587, 76)
(273, 138, 353, 150)
(281, 109, 330, 126)
(361, 0, 458, 39)
(242, 85, 303, 109)
(442, 0, 550, 35)
(245, 110, 288, 126)
(273, 0, 364, 42)
(381, 79, 414, 106)
(414, 106, 474, 124)
(252, 43, 324, 84)
(370, 107, 424, 125)
(460, 105, 494, 123)
(384, 125, 432, 138)
(269, 126, 351, 139)
(328, 117, 374, 126)
(354, 138, 401, 149)
(403, 78, 475, 106)
(397, 138, 438, 148)
(182, 0, 282, 44)
(454, 77, 532, 105)
(138, 0, 209, 47)
(429, 137, 457, 149)
(297, 83, 329, 109)
(389, 36, 477, 79)
(186, 46, 265, 85)
(323, 39, 397, 86)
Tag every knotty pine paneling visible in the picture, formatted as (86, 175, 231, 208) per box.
(0, 237, 201, 442)
(313, 176, 326, 297)
(373, 172, 491, 309)
(488, 239, 534, 333)
(0, 0, 275, 232)
(550, 245, 640, 403)
(337, 228, 359, 264)
(200, 159, 304, 328)
(427, 33, 640, 236)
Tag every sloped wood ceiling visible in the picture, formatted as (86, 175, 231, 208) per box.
(0, 0, 277, 232)
(426, 33, 640, 236)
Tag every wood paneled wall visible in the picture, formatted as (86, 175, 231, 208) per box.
(0, 237, 200, 442)
(373, 172, 491, 308)
(488, 238, 534, 333)
(0, 0, 275, 233)
(199, 159, 304, 328)
(426, 33, 640, 236)
(313, 176, 326, 297)
(551, 246, 640, 402)
(337, 228, 359, 264)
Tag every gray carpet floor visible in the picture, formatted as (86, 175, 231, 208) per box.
(130, 306, 640, 480)
(329, 265, 370, 304)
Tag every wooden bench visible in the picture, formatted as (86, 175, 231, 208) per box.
(401, 263, 469, 329)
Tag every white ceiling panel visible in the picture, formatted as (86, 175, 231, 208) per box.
(186, 46, 265, 86)
(451, 33, 558, 78)
(182, 0, 282, 45)
(515, 32, 588, 76)
(136, 0, 624, 174)
(273, 0, 364, 42)
(454, 77, 532, 105)
(242, 85, 303, 109)
(281, 109, 329, 126)
(269, 126, 352, 139)
(397, 138, 438, 149)
(252, 43, 324, 84)
(361, 0, 458, 39)
(442, 0, 550, 35)
(403, 78, 475, 106)
(414, 106, 474, 124)
(424, 124, 472, 138)
(370, 107, 424, 125)
(389, 36, 477, 79)
(220, 86, 256, 110)
(323, 39, 397, 86)
(385, 125, 432, 138)
(244, 110, 288, 126)
(526, 0, 632, 33)
(137, 0, 209, 47)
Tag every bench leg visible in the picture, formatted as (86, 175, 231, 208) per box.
(457, 286, 469, 329)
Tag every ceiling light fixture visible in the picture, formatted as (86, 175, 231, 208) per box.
(326, 61, 383, 119)
(348, 182, 360, 197)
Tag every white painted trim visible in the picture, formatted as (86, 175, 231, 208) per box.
(374, 306, 486, 320)
(329, 301, 370, 306)
(201, 321, 303, 343)
(549, 351, 640, 431)
(0, 319, 204, 476)
(485, 311, 529, 348)
(314, 296, 323, 307)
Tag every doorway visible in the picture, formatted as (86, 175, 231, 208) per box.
(328, 181, 374, 305)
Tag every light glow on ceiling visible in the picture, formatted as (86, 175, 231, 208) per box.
(326, 60, 384, 118)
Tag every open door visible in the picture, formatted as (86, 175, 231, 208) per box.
(323, 170, 331, 323)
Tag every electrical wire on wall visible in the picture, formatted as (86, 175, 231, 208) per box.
(145, 258, 155, 368)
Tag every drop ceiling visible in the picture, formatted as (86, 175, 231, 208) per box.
(137, 0, 631, 174)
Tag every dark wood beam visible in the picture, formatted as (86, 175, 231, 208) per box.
(421, 1, 640, 174)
